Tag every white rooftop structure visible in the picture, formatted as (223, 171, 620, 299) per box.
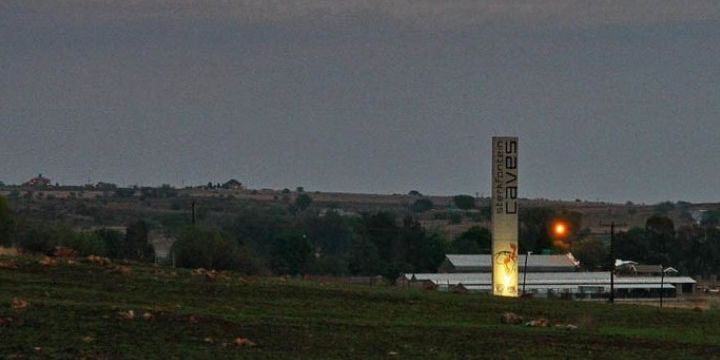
(615, 259, 639, 267)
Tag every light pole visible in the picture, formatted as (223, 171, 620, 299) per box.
(522, 251, 532, 297)
(660, 264, 664, 308)
(191, 200, 196, 225)
(599, 221, 626, 304)
(660, 267, 679, 308)
(610, 222, 615, 304)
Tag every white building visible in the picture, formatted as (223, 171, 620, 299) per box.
(398, 272, 696, 298)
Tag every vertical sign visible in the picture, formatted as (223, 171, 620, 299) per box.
(492, 137, 519, 297)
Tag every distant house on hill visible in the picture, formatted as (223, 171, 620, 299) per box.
(23, 174, 51, 187)
(221, 179, 244, 190)
(95, 182, 118, 190)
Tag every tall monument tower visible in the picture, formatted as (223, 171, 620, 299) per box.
(491, 137, 519, 297)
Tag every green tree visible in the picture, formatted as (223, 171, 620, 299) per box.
(96, 228, 126, 259)
(571, 238, 608, 270)
(615, 227, 649, 263)
(15, 221, 57, 253)
(701, 211, 720, 228)
(673, 225, 720, 276)
(356, 213, 449, 278)
(348, 237, 382, 276)
(172, 226, 248, 270)
(704, 227, 720, 275)
(645, 214, 674, 255)
(230, 205, 291, 256)
(519, 207, 556, 253)
(614, 226, 670, 266)
(358, 212, 400, 263)
(411, 198, 434, 213)
(452, 195, 475, 210)
(294, 194, 313, 212)
(125, 221, 154, 261)
(269, 231, 312, 275)
(407, 231, 448, 273)
(0, 195, 13, 247)
(300, 211, 353, 255)
(451, 226, 491, 254)
(654, 201, 675, 214)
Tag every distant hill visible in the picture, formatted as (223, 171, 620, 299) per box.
(2, 184, 719, 236)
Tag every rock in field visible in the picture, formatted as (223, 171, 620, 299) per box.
(525, 318, 550, 327)
(500, 312, 524, 325)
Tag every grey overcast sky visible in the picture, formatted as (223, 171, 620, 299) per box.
(1, 1, 719, 204)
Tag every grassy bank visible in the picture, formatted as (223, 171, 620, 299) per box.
(1, 255, 719, 359)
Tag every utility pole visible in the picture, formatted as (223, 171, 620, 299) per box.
(610, 222, 615, 304)
(522, 251, 532, 297)
(191, 200, 196, 225)
(599, 221, 626, 304)
(660, 264, 664, 308)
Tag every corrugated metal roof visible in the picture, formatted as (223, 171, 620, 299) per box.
(445, 254, 579, 269)
(406, 272, 696, 286)
(616, 283, 675, 289)
(457, 283, 675, 291)
(633, 265, 663, 273)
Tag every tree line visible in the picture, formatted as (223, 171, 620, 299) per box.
(613, 213, 720, 276)
(3, 192, 719, 278)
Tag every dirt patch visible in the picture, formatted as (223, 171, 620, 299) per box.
(0, 247, 19, 256)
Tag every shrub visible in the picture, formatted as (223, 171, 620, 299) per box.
(170, 200, 184, 211)
(14, 222, 105, 256)
(452, 195, 475, 210)
(61, 232, 106, 256)
(15, 223, 57, 253)
(709, 299, 720, 312)
(95, 228, 125, 258)
(172, 226, 263, 273)
(448, 212, 462, 225)
(306, 256, 349, 276)
(125, 221, 154, 261)
(294, 194, 313, 212)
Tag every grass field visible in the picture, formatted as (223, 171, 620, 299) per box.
(1, 255, 719, 359)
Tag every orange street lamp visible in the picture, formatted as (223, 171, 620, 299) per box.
(551, 220, 572, 252)
(553, 221, 568, 237)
